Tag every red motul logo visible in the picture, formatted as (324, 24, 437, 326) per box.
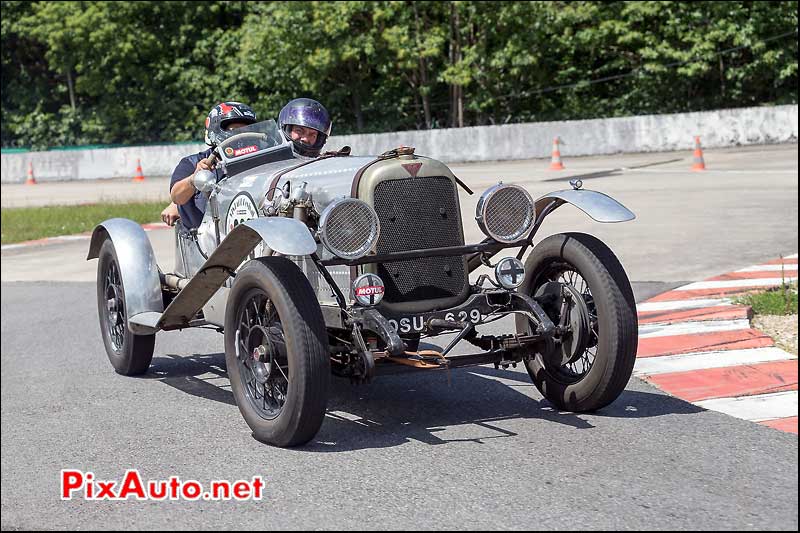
(233, 145, 258, 157)
(355, 286, 384, 297)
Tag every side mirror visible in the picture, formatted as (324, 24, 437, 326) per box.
(192, 169, 216, 194)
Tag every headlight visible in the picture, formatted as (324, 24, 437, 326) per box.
(475, 183, 535, 243)
(319, 198, 380, 260)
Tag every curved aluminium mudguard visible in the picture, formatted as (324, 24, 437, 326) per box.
(156, 217, 318, 331)
(86, 218, 164, 333)
(534, 189, 635, 223)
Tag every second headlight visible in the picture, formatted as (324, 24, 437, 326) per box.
(319, 198, 380, 260)
(475, 183, 535, 243)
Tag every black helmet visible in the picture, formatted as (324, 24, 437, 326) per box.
(278, 98, 332, 157)
(204, 101, 257, 147)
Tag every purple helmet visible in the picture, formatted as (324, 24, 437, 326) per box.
(278, 98, 332, 157)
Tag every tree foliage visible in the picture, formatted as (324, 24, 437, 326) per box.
(1, 0, 796, 149)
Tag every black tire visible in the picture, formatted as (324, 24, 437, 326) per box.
(518, 232, 637, 411)
(224, 257, 330, 447)
(96, 238, 155, 375)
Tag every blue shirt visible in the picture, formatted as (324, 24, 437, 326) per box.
(169, 148, 224, 230)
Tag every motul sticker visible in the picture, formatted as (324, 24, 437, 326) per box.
(233, 145, 258, 157)
(355, 286, 385, 297)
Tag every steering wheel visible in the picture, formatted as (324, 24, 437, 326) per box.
(217, 132, 271, 153)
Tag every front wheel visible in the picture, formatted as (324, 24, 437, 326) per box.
(225, 257, 330, 447)
(517, 232, 637, 411)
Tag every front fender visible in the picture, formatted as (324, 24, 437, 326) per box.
(87, 218, 164, 331)
(156, 216, 317, 330)
(534, 189, 635, 223)
(243, 216, 318, 256)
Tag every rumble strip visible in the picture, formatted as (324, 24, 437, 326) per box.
(634, 253, 798, 434)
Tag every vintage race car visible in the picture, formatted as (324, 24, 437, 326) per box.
(88, 119, 638, 447)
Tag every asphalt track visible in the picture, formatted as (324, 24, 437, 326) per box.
(1, 144, 798, 530)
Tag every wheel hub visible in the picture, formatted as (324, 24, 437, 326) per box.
(556, 284, 591, 366)
(105, 284, 122, 325)
(535, 280, 591, 367)
(247, 327, 275, 384)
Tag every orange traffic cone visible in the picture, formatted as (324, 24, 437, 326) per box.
(548, 137, 565, 170)
(691, 136, 706, 171)
(25, 162, 37, 185)
(132, 159, 145, 182)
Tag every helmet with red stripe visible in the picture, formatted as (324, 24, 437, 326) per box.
(204, 101, 257, 147)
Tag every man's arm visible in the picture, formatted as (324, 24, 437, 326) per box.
(170, 157, 215, 205)
(161, 202, 180, 226)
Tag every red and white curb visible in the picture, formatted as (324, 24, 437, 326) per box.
(635, 253, 798, 434)
(1, 223, 170, 251)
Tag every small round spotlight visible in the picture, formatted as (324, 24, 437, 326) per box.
(495, 257, 526, 289)
(352, 273, 386, 306)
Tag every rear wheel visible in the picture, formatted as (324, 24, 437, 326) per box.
(225, 257, 330, 447)
(518, 232, 637, 411)
(96, 238, 155, 375)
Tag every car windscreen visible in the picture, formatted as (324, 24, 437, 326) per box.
(216, 120, 286, 162)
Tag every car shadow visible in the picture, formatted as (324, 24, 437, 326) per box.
(145, 351, 703, 451)
(145, 352, 236, 406)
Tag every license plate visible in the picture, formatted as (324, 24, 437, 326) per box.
(386, 308, 483, 334)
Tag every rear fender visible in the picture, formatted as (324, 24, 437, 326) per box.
(86, 218, 164, 331)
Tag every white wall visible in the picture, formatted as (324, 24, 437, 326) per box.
(2, 105, 796, 183)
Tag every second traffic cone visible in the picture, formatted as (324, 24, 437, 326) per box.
(25, 162, 37, 185)
(548, 136, 565, 170)
(691, 136, 706, 171)
(132, 159, 145, 182)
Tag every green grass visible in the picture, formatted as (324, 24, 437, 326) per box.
(734, 284, 798, 316)
(1, 202, 165, 244)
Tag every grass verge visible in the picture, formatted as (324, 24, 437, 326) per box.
(734, 284, 798, 315)
(1, 202, 165, 244)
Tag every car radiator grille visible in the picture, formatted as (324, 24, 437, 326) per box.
(372, 176, 466, 303)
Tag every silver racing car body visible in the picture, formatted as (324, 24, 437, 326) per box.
(88, 119, 638, 447)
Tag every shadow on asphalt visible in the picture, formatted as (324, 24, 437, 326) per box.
(144, 351, 703, 451)
(541, 157, 684, 183)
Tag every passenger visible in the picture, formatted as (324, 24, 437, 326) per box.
(167, 101, 257, 229)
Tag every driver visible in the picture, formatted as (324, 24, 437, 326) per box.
(165, 101, 257, 229)
(278, 98, 332, 159)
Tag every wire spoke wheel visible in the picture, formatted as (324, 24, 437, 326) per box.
(225, 257, 330, 447)
(236, 290, 289, 420)
(518, 233, 637, 412)
(95, 238, 155, 376)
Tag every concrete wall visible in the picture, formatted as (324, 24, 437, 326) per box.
(1, 143, 207, 184)
(2, 105, 796, 183)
